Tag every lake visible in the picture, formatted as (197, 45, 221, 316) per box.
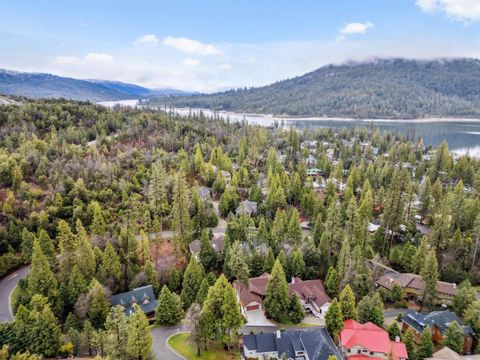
(98, 100, 480, 157)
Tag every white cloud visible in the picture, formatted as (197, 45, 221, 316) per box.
(416, 0, 480, 22)
(84, 53, 114, 63)
(54, 53, 114, 66)
(134, 34, 159, 46)
(162, 36, 222, 56)
(340, 22, 374, 37)
(182, 58, 200, 66)
(219, 63, 232, 70)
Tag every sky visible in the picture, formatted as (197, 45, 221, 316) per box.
(1, 0, 480, 92)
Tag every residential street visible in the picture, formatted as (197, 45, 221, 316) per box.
(151, 324, 187, 360)
(0, 265, 29, 322)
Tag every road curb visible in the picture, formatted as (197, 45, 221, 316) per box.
(166, 332, 189, 360)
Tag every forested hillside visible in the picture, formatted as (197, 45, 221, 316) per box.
(0, 69, 190, 101)
(1, 98, 480, 358)
(152, 58, 480, 118)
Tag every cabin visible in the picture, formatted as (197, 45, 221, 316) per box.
(109, 285, 158, 322)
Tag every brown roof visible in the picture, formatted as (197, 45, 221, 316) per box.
(289, 278, 331, 309)
(376, 273, 457, 296)
(233, 273, 270, 305)
(234, 274, 331, 309)
(188, 234, 225, 256)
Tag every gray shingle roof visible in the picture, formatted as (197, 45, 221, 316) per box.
(243, 328, 342, 360)
(110, 285, 158, 316)
(403, 310, 474, 336)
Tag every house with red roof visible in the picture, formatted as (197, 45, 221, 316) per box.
(233, 273, 331, 324)
(339, 319, 408, 360)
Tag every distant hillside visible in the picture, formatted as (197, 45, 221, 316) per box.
(0, 69, 191, 102)
(151, 58, 480, 119)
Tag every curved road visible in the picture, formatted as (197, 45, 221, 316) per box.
(0, 265, 29, 322)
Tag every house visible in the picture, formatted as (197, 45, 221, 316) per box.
(220, 170, 231, 183)
(236, 200, 258, 216)
(306, 168, 323, 177)
(234, 273, 331, 320)
(197, 186, 211, 201)
(376, 273, 457, 306)
(188, 233, 225, 260)
(339, 319, 408, 360)
(426, 347, 480, 360)
(306, 154, 316, 166)
(367, 223, 381, 233)
(401, 310, 474, 354)
(109, 285, 158, 321)
(243, 328, 342, 360)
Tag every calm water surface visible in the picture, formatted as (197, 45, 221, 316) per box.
(99, 100, 480, 157)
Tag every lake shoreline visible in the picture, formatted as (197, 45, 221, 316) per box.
(97, 101, 480, 124)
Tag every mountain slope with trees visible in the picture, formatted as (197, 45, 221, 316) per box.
(152, 58, 480, 119)
(0, 69, 191, 102)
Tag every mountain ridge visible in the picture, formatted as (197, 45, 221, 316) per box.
(149, 58, 480, 119)
(0, 69, 192, 102)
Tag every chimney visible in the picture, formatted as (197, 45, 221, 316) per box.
(395, 336, 400, 343)
(276, 330, 281, 339)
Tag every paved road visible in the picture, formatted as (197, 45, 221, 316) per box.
(0, 265, 29, 322)
(152, 324, 187, 360)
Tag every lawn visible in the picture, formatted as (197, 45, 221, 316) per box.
(168, 333, 240, 360)
(10, 285, 23, 312)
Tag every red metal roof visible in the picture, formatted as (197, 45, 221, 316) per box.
(340, 320, 408, 359)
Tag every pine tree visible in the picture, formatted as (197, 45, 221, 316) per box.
(127, 305, 153, 360)
(414, 236, 430, 273)
(148, 159, 167, 216)
(402, 327, 416, 360)
(180, 257, 204, 309)
(98, 242, 121, 290)
(193, 145, 204, 174)
(336, 237, 352, 284)
(196, 278, 210, 306)
(226, 240, 250, 283)
(87, 280, 110, 329)
(221, 282, 244, 349)
(75, 219, 97, 282)
(156, 285, 184, 325)
(356, 293, 383, 327)
(289, 248, 305, 279)
(289, 294, 305, 323)
(325, 298, 343, 339)
(339, 285, 358, 320)
(199, 229, 216, 271)
(105, 305, 129, 360)
(444, 321, 464, 355)
(417, 327, 433, 360)
(57, 220, 78, 280)
(26, 295, 62, 357)
(454, 280, 477, 317)
(27, 239, 58, 302)
(37, 229, 56, 266)
(387, 322, 401, 341)
(264, 260, 290, 322)
(325, 266, 339, 298)
(168, 268, 181, 293)
(200, 274, 243, 346)
(420, 249, 438, 310)
(171, 172, 192, 250)
(287, 209, 302, 245)
(21, 228, 36, 263)
(67, 265, 87, 310)
(89, 201, 106, 236)
(144, 260, 159, 293)
(263, 247, 275, 273)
